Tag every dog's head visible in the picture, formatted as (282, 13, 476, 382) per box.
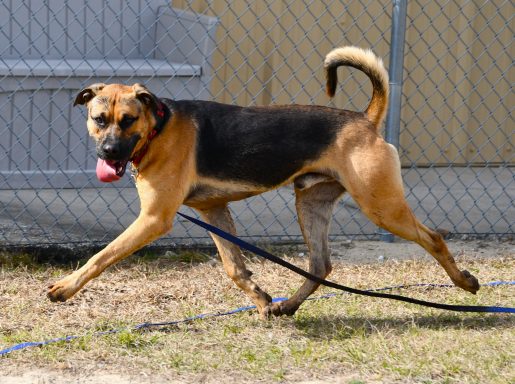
(74, 83, 160, 180)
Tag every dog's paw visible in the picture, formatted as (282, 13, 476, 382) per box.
(47, 277, 78, 302)
(47, 284, 68, 302)
(268, 302, 285, 317)
(460, 270, 480, 294)
(262, 300, 298, 318)
(452, 270, 480, 295)
(261, 303, 280, 319)
(260, 305, 273, 320)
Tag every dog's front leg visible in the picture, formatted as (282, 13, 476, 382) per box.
(198, 204, 273, 318)
(47, 213, 172, 302)
(47, 179, 184, 302)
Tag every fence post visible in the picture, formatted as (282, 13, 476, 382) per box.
(379, 0, 408, 242)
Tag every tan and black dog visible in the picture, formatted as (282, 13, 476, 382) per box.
(47, 46, 479, 317)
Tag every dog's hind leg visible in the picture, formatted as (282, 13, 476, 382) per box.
(267, 179, 345, 316)
(340, 140, 480, 294)
(197, 204, 273, 318)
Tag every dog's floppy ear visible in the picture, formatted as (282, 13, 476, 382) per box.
(133, 83, 157, 110)
(74, 83, 106, 106)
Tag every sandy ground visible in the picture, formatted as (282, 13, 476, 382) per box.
(0, 371, 374, 384)
(1, 238, 513, 384)
(328, 238, 514, 264)
(0, 371, 375, 384)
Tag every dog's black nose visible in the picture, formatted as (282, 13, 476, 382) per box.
(102, 142, 120, 157)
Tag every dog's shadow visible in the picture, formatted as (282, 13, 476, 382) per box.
(292, 313, 514, 339)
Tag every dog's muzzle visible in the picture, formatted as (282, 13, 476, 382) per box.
(96, 134, 140, 182)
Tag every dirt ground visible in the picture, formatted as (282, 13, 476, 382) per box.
(1, 238, 513, 384)
(328, 238, 514, 263)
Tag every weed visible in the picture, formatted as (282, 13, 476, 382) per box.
(223, 324, 243, 336)
(173, 251, 211, 264)
(240, 349, 257, 363)
(115, 330, 160, 350)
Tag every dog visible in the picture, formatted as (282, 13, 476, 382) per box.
(47, 46, 479, 317)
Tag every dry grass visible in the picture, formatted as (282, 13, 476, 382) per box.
(0, 247, 514, 383)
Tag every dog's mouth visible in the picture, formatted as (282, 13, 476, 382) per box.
(96, 158, 129, 182)
(95, 134, 141, 183)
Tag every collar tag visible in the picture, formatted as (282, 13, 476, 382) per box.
(130, 163, 139, 181)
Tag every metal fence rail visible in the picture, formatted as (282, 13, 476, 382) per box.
(0, 0, 513, 248)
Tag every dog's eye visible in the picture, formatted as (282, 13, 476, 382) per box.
(119, 115, 137, 130)
(92, 115, 106, 127)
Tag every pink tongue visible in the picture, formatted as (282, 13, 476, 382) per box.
(96, 159, 121, 182)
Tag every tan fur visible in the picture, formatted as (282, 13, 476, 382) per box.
(324, 46, 389, 130)
(48, 48, 479, 319)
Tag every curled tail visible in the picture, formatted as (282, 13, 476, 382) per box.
(324, 46, 389, 131)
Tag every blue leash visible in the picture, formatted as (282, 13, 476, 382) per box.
(177, 212, 515, 314)
(1, 213, 513, 357)
(1, 282, 513, 357)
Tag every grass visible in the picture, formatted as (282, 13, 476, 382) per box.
(0, 248, 514, 383)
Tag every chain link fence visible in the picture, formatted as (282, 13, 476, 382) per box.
(0, 0, 513, 250)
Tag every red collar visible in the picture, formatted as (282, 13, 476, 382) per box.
(130, 101, 169, 168)
(130, 128, 158, 168)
